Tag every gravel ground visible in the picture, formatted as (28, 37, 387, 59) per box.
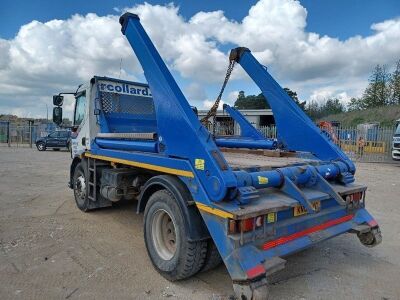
(0, 147, 399, 300)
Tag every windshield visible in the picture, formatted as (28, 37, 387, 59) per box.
(396, 124, 400, 135)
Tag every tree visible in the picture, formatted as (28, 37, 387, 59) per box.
(305, 101, 321, 120)
(283, 87, 306, 110)
(389, 60, 400, 105)
(234, 87, 302, 110)
(347, 97, 364, 111)
(304, 98, 345, 120)
(234, 92, 270, 109)
(363, 64, 391, 108)
(322, 98, 345, 115)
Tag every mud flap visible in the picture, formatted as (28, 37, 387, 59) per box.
(232, 257, 285, 300)
(233, 277, 269, 300)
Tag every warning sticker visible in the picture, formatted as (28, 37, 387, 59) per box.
(195, 159, 205, 170)
(257, 176, 269, 185)
(266, 212, 276, 223)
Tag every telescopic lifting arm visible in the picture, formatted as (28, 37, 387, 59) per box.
(222, 104, 265, 140)
(119, 13, 237, 201)
(229, 48, 355, 172)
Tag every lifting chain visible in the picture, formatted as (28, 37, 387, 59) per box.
(200, 59, 236, 135)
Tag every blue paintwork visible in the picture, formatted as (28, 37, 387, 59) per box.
(90, 142, 194, 174)
(95, 138, 157, 153)
(236, 50, 355, 173)
(216, 104, 277, 149)
(215, 137, 277, 149)
(120, 13, 237, 201)
(235, 161, 350, 190)
(93, 76, 158, 134)
(222, 104, 265, 140)
(199, 205, 376, 281)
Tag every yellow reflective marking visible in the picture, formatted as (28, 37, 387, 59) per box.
(258, 176, 269, 185)
(266, 212, 276, 223)
(294, 200, 321, 217)
(195, 202, 234, 219)
(84, 153, 194, 178)
(195, 158, 205, 170)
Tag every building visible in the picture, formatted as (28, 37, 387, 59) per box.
(197, 108, 274, 135)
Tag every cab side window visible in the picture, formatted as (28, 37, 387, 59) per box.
(74, 92, 86, 126)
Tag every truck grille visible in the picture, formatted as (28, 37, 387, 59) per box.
(394, 143, 400, 148)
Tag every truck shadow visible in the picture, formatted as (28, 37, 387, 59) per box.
(86, 199, 391, 299)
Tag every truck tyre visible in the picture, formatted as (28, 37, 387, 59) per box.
(144, 189, 207, 281)
(72, 162, 90, 212)
(201, 240, 222, 272)
(36, 142, 46, 151)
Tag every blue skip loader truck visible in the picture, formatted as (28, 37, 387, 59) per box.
(52, 13, 381, 299)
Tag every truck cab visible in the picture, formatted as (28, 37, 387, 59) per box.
(53, 77, 153, 160)
(392, 119, 400, 160)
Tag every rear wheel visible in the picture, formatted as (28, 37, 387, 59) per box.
(201, 240, 222, 272)
(144, 189, 207, 280)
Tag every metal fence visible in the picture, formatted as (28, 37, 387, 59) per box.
(259, 125, 397, 163)
(1, 120, 397, 163)
(0, 122, 54, 148)
(213, 121, 396, 163)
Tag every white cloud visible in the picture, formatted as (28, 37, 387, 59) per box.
(185, 83, 207, 101)
(1, 0, 400, 117)
(227, 91, 239, 104)
(203, 99, 225, 110)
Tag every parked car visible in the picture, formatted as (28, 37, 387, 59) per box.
(36, 130, 71, 151)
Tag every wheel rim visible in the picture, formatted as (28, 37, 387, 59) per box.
(151, 209, 177, 260)
(38, 143, 44, 150)
(75, 173, 86, 205)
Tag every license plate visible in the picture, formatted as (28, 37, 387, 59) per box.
(294, 201, 321, 217)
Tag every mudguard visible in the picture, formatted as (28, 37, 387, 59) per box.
(138, 175, 210, 241)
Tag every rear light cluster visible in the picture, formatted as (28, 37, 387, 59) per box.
(342, 191, 364, 209)
(228, 213, 276, 234)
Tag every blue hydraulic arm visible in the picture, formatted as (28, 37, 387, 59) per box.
(215, 104, 277, 150)
(229, 48, 355, 172)
(222, 104, 265, 140)
(119, 13, 237, 201)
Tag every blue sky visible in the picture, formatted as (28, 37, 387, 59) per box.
(0, 0, 399, 117)
(1, 0, 399, 39)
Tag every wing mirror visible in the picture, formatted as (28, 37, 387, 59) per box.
(53, 107, 63, 125)
(53, 95, 64, 106)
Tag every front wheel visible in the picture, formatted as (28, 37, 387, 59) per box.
(36, 142, 46, 151)
(144, 190, 207, 281)
(72, 162, 90, 212)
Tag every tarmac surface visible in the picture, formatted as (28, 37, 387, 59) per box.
(0, 147, 399, 299)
